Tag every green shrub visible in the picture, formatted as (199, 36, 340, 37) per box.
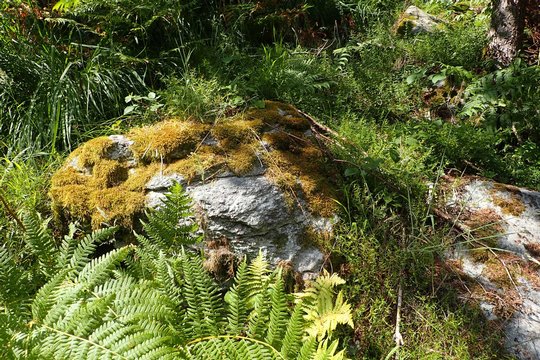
(404, 23, 486, 68)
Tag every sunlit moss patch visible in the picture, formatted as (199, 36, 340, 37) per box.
(122, 163, 163, 191)
(129, 120, 209, 162)
(69, 136, 115, 169)
(166, 148, 226, 183)
(89, 188, 146, 229)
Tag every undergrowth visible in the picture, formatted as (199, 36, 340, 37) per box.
(1, 0, 538, 358)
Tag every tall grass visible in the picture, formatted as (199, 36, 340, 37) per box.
(0, 41, 146, 152)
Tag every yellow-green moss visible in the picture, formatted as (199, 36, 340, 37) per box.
(122, 163, 163, 191)
(491, 193, 525, 216)
(211, 118, 263, 149)
(246, 100, 310, 131)
(89, 188, 146, 229)
(481, 253, 523, 289)
(462, 208, 504, 262)
(49, 184, 92, 218)
(129, 120, 209, 162)
(69, 136, 115, 168)
(463, 208, 504, 244)
(91, 159, 129, 188)
(51, 166, 90, 187)
(166, 148, 226, 183)
(262, 131, 294, 151)
(393, 15, 416, 35)
(262, 130, 338, 217)
(226, 144, 258, 175)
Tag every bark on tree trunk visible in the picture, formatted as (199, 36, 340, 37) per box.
(488, 0, 526, 67)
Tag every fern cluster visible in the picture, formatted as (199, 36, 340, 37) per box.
(1, 184, 352, 359)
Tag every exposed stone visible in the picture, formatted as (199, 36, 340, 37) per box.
(145, 172, 185, 191)
(395, 6, 445, 35)
(184, 176, 328, 277)
(49, 101, 339, 278)
(107, 135, 135, 162)
(440, 175, 540, 359)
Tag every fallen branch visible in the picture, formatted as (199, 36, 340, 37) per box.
(393, 281, 404, 359)
(296, 108, 369, 157)
(0, 190, 25, 231)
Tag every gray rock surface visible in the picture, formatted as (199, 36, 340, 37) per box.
(399, 6, 444, 35)
(145, 175, 328, 278)
(443, 176, 540, 359)
(107, 135, 134, 161)
(187, 176, 327, 276)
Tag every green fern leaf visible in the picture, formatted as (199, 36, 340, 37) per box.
(280, 302, 306, 358)
(264, 271, 289, 349)
(298, 271, 353, 341)
(141, 182, 200, 250)
(179, 250, 224, 338)
(225, 260, 250, 335)
(21, 210, 58, 278)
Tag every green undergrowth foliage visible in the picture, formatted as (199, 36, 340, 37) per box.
(324, 119, 510, 358)
(0, 13, 146, 151)
(1, 0, 539, 358)
(331, 179, 509, 359)
(0, 183, 353, 359)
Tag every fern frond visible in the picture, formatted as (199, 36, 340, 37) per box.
(141, 182, 199, 250)
(56, 222, 79, 270)
(245, 254, 274, 340)
(155, 252, 184, 307)
(30, 245, 182, 360)
(67, 226, 117, 272)
(0, 246, 29, 303)
(245, 252, 272, 308)
(32, 268, 72, 321)
(265, 271, 289, 349)
(313, 339, 347, 360)
(225, 260, 250, 335)
(280, 302, 306, 358)
(0, 247, 32, 359)
(179, 250, 224, 338)
(77, 247, 133, 288)
(298, 271, 353, 341)
(20, 210, 57, 277)
(188, 336, 278, 360)
(247, 285, 272, 341)
(296, 336, 317, 360)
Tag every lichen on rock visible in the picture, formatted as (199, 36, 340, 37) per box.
(394, 6, 446, 36)
(439, 174, 540, 359)
(49, 100, 340, 277)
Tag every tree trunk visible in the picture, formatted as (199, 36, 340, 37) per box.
(488, 0, 526, 67)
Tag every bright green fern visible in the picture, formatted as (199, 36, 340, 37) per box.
(2, 186, 353, 359)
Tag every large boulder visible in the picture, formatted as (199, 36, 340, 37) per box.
(439, 175, 540, 359)
(49, 101, 339, 278)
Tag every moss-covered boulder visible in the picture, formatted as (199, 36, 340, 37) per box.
(438, 175, 540, 359)
(394, 6, 445, 36)
(50, 101, 340, 278)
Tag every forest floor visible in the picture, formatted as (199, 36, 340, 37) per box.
(1, 0, 539, 358)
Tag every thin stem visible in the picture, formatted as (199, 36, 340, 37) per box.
(0, 190, 25, 231)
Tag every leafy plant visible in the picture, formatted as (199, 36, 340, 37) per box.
(1, 184, 353, 359)
(461, 59, 540, 143)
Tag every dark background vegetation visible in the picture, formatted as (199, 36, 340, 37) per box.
(1, 0, 539, 358)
